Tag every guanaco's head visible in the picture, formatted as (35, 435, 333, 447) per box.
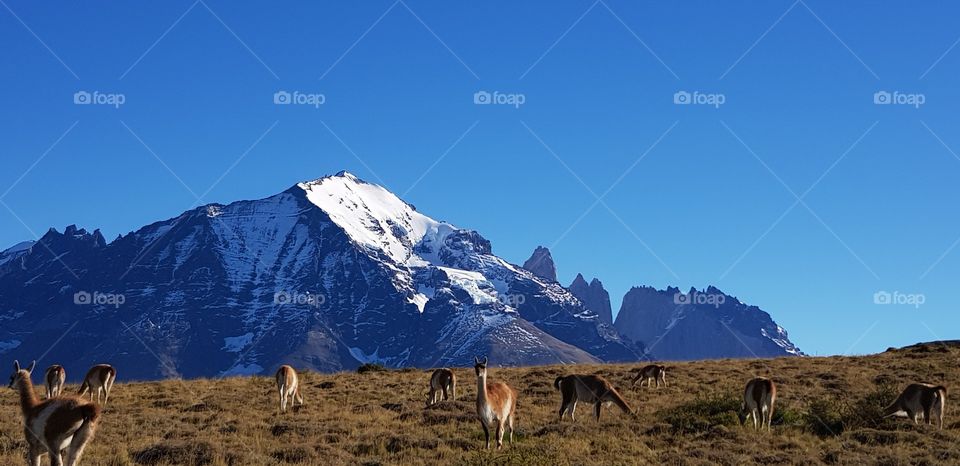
(474, 356, 488, 379)
(7, 360, 35, 389)
(737, 402, 748, 425)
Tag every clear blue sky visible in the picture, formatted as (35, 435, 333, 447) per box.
(2, 1, 958, 356)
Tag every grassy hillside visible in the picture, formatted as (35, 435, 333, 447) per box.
(2, 342, 958, 465)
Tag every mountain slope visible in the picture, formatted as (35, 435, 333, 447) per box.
(0, 172, 638, 379)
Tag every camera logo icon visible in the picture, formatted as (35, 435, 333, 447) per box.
(273, 90, 291, 105)
(473, 90, 491, 105)
(73, 290, 91, 305)
(873, 291, 892, 304)
(73, 91, 91, 105)
(274, 290, 291, 304)
(873, 91, 891, 105)
(673, 91, 691, 105)
(673, 292, 692, 305)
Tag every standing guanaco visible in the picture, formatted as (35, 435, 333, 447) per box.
(740, 377, 776, 431)
(44, 364, 66, 399)
(9, 360, 101, 466)
(474, 357, 517, 450)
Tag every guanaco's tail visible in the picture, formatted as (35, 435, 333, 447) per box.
(80, 403, 101, 424)
(554, 376, 565, 391)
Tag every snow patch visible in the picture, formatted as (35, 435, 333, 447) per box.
(349, 346, 388, 364)
(222, 333, 254, 353)
(0, 339, 21, 353)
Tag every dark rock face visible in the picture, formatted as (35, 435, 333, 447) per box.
(567, 274, 613, 325)
(0, 173, 640, 380)
(522, 246, 557, 282)
(614, 286, 802, 360)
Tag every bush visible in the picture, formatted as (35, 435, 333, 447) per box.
(803, 383, 900, 437)
(844, 383, 900, 430)
(357, 363, 388, 374)
(660, 393, 742, 434)
(806, 398, 845, 437)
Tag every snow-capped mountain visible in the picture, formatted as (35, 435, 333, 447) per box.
(0, 172, 638, 380)
(614, 285, 802, 360)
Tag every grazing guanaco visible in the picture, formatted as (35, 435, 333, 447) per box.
(426, 368, 456, 406)
(631, 364, 667, 388)
(8, 360, 101, 466)
(77, 364, 116, 406)
(44, 365, 66, 399)
(883, 383, 947, 429)
(555, 374, 634, 421)
(740, 377, 776, 431)
(275, 365, 303, 413)
(474, 357, 517, 450)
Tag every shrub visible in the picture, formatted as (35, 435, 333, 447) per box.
(132, 441, 215, 465)
(806, 398, 845, 437)
(357, 363, 388, 374)
(844, 382, 900, 430)
(660, 393, 741, 434)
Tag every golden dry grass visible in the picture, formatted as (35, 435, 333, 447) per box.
(2, 343, 958, 465)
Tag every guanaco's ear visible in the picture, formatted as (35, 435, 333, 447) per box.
(26, 360, 35, 373)
(13, 360, 20, 371)
(475, 356, 480, 364)
(482, 356, 488, 365)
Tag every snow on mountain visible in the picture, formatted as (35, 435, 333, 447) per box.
(0, 240, 34, 266)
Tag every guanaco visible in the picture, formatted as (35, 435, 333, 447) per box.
(740, 377, 776, 431)
(474, 357, 517, 450)
(77, 364, 116, 406)
(555, 374, 634, 421)
(44, 365, 66, 399)
(883, 383, 947, 429)
(275, 365, 303, 413)
(8, 360, 101, 466)
(427, 368, 456, 406)
(631, 364, 667, 388)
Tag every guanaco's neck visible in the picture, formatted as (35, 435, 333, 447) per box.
(476, 373, 488, 405)
(16, 375, 39, 417)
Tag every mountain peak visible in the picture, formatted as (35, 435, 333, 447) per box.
(522, 246, 557, 282)
(567, 273, 613, 325)
(570, 273, 588, 288)
(333, 170, 361, 181)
